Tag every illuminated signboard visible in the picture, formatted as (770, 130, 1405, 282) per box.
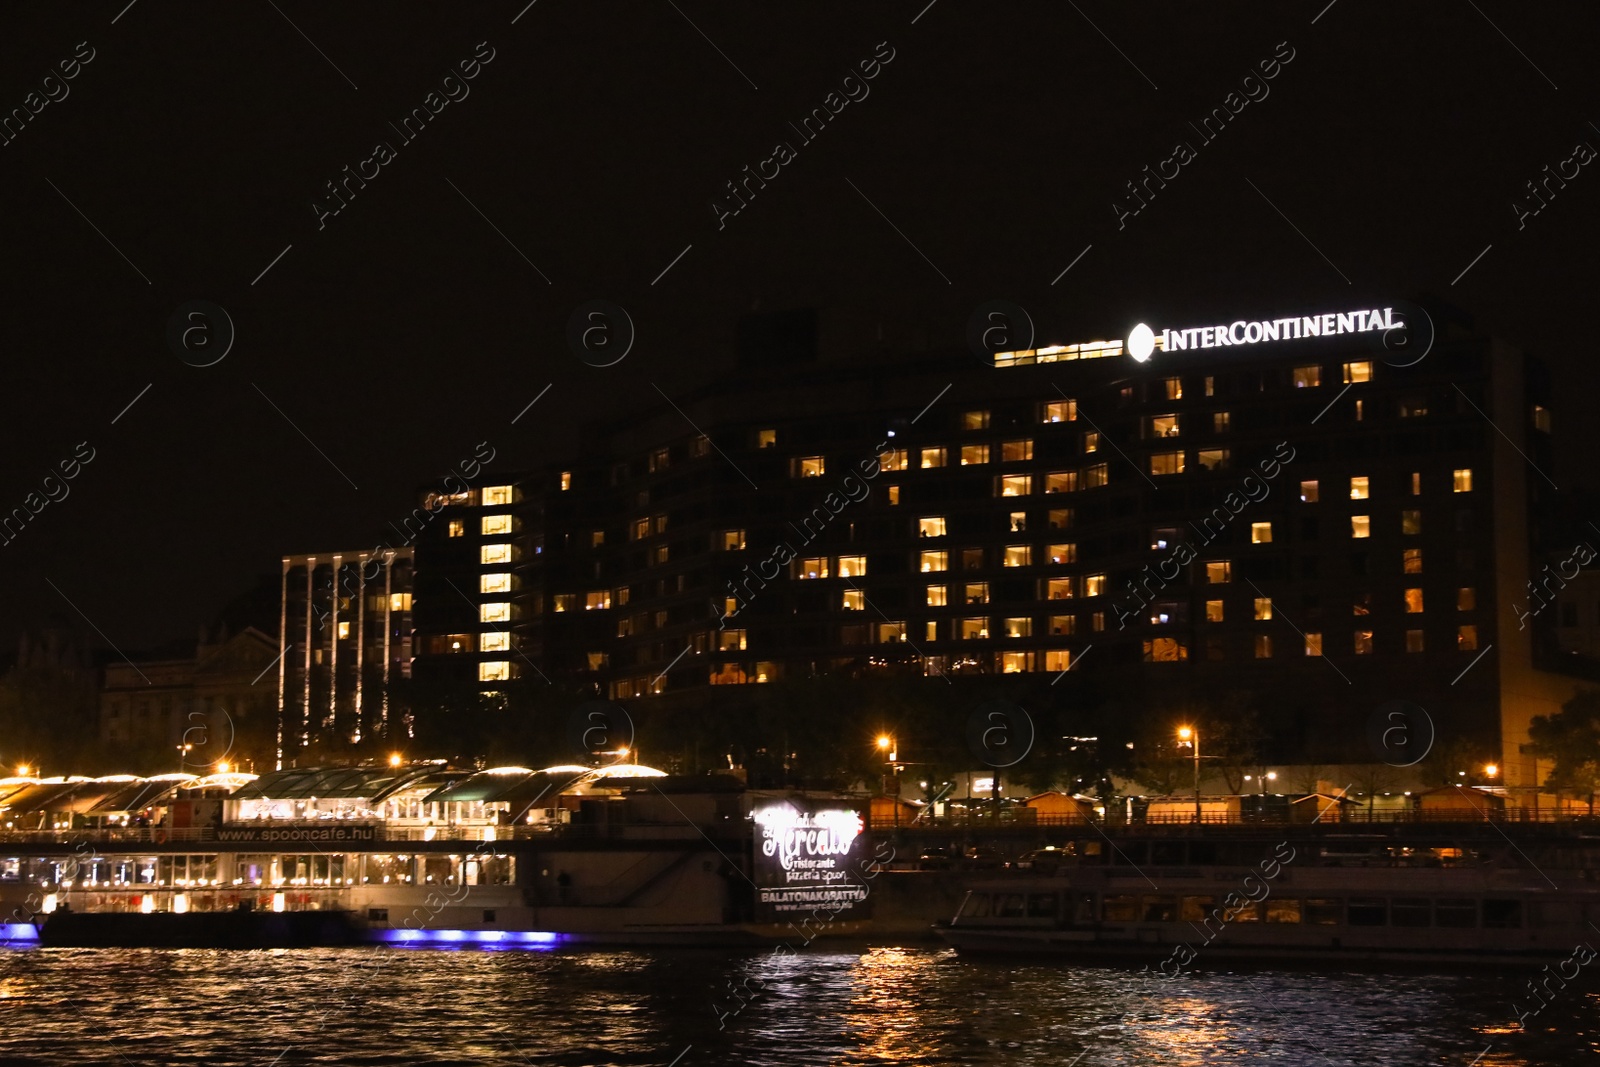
(750, 802, 871, 920)
(1130, 307, 1404, 362)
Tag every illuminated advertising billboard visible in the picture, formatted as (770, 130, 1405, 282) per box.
(750, 802, 871, 921)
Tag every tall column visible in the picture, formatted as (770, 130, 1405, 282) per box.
(354, 555, 366, 742)
(328, 553, 342, 731)
(276, 558, 289, 771)
(302, 558, 314, 750)
(382, 552, 393, 736)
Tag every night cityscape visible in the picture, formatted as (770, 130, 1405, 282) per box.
(3, 3, 1600, 1065)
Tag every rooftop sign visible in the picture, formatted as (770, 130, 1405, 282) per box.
(1133, 307, 1403, 362)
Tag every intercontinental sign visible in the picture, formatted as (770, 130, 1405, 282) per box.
(1126, 306, 1408, 363)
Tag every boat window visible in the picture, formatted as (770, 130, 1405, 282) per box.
(997, 894, 1027, 918)
(1028, 893, 1059, 918)
(958, 893, 993, 919)
(1225, 900, 1262, 923)
(1530, 901, 1579, 928)
(1391, 898, 1431, 927)
(1434, 899, 1476, 928)
(1347, 898, 1387, 926)
(1265, 898, 1302, 923)
(1482, 899, 1522, 929)
(1180, 896, 1217, 922)
(1102, 894, 1139, 922)
(1304, 899, 1342, 925)
(1142, 895, 1178, 922)
(1071, 894, 1097, 923)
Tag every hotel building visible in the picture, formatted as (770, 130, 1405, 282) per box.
(410, 303, 1581, 792)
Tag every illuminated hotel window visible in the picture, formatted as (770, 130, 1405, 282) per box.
(1092, 612, 1105, 632)
(1399, 397, 1428, 418)
(559, 471, 572, 491)
(1410, 472, 1422, 495)
(1343, 361, 1373, 383)
(960, 618, 988, 640)
(837, 555, 867, 577)
(1205, 376, 1215, 397)
(1149, 414, 1179, 438)
(1404, 588, 1424, 613)
(1083, 465, 1109, 488)
(1405, 630, 1424, 653)
(965, 582, 989, 604)
(1144, 637, 1187, 662)
(548, 596, 573, 614)
(1355, 399, 1364, 421)
(1351, 516, 1370, 538)
(1084, 573, 1107, 596)
(482, 515, 511, 536)
(887, 486, 900, 505)
(1205, 600, 1224, 622)
(1150, 452, 1184, 476)
(963, 410, 990, 430)
(1048, 508, 1073, 530)
(1254, 597, 1272, 620)
(652, 545, 669, 565)
(1251, 522, 1273, 544)
(1050, 614, 1076, 635)
(1254, 635, 1273, 658)
(1049, 543, 1076, 564)
(617, 617, 632, 637)
(878, 448, 908, 472)
(842, 589, 864, 611)
(920, 447, 948, 469)
(1004, 617, 1032, 638)
(1533, 405, 1552, 432)
(1354, 630, 1373, 655)
(1350, 476, 1369, 500)
(919, 550, 948, 573)
(999, 651, 1035, 673)
(797, 557, 829, 579)
(1164, 378, 1183, 400)
(1300, 480, 1319, 503)
(918, 516, 948, 539)
(1457, 587, 1476, 610)
(1453, 468, 1473, 492)
(1402, 509, 1422, 535)
(720, 529, 746, 551)
(794, 456, 826, 478)
(649, 447, 670, 472)
(996, 474, 1032, 497)
(719, 629, 747, 651)
(1045, 578, 1075, 600)
(1458, 624, 1479, 651)
(337, 620, 350, 639)
(1045, 649, 1071, 671)
(960, 444, 990, 465)
(1003, 545, 1032, 567)
(1403, 548, 1422, 574)
(591, 530, 605, 547)
(1046, 471, 1078, 493)
(480, 632, 509, 653)
(1293, 365, 1321, 388)
(631, 518, 649, 541)
(1151, 526, 1181, 550)
(1002, 439, 1034, 462)
(479, 661, 510, 682)
(654, 609, 668, 628)
(1213, 412, 1230, 432)
(1205, 562, 1231, 584)
(962, 547, 984, 570)
(448, 520, 465, 538)
(925, 620, 938, 641)
(689, 436, 710, 458)
(926, 585, 947, 607)
(481, 602, 511, 623)
(1082, 432, 1099, 454)
(757, 429, 777, 448)
(585, 591, 611, 610)
(390, 592, 412, 611)
(481, 573, 512, 594)
(1304, 633, 1323, 656)
(1353, 592, 1371, 615)
(1196, 449, 1229, 471)
(1041, 400, 1076, 423)
(483, 485, 514, 506)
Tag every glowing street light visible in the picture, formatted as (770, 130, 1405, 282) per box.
(216, 761, 230, 774)
(388, 754, 404, 768)
(15, 765, 29, 777)
(1485, 763, 1499, 779)
(1176, 726, 1200, 823)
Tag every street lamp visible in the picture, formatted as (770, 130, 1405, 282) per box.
(1484, 763, 1499, 781)
(1177, 726, 1200, 823)
(876, 734, 899, 826)
(388, 753, 403, 768)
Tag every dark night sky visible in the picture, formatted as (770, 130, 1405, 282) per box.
(1, 1, 1597, 655)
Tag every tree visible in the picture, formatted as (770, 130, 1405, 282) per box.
(1527, 689, 1600, 813)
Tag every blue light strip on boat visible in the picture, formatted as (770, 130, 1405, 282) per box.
(0, 924, 40, 943)
(367, 928, 567, 947)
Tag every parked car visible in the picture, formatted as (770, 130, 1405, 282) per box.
(963, 846, 1004, 869)
(1014, 846, 1066, 874)
(917, 847, 954, 870)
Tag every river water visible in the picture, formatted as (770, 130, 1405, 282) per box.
(0, 944, 1593, 1066)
